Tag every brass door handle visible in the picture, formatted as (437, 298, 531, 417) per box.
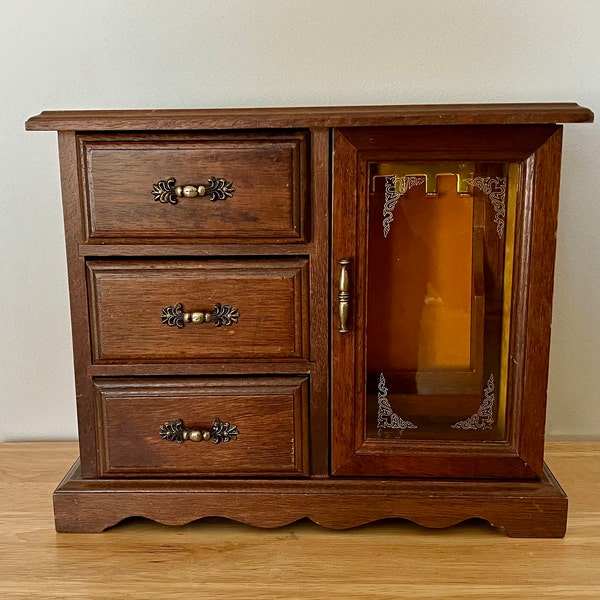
(338, 258, 350, 333)
(152, 176, 235, 205)
(161, 303, 239, 328)
(160, 418, 238, 444)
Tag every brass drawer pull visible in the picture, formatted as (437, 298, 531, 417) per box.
(161, 303, 239, 328)
(338, 258, 350, 333)
(160, 418, 238, 444)
(152, 176, 235, 205)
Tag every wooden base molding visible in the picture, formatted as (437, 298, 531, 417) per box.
(54, 459, 567, 537)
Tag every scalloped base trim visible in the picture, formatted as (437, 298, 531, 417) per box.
(53, 460, 567, 537)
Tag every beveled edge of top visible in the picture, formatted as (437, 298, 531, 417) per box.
(25, 103, 593, 131)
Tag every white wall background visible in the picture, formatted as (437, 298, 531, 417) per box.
(1, 0, 599, 442)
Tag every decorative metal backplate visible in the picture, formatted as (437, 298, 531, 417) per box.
(451, 373, 495, 430)
(383, 175, 426, 238)
(210, 418, 239, 443)
(161, 303, 186, 328)
(159, 417, 239, 444)
(465, 177, 507, 239)
(151, 177, 179, 204)
(152, 176, 235, 205)
(205, 177, 236, 201)
(376, 372, 418, 430)
(159, 418, 186, 443)
(161, 303, 239, 328)
(211, 303, 239, 327)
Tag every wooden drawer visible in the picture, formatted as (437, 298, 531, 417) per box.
(79, 132, 308, 243)
(88, 258, 309, 363)
(94, 377, 309, 477)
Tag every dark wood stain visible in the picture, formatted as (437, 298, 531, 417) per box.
(28, 104, 592, 536)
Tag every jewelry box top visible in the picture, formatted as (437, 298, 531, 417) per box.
(26, 103, 593, 132)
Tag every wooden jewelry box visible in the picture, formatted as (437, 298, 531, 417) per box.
(26, 103, 593, 536)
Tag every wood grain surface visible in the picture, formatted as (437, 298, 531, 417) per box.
(80, 132, 308, 243)
(1, 441, 599, 599)
(95, 377, 309, 477)
(330, 126, 561, 480)
(87, 258, 309, 362)
(25, 103, 594, 131)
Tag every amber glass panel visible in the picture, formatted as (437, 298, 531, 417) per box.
(367, 174, 473, 372)
(366, 162, 516, 441)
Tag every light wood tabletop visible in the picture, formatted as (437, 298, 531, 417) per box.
(1, 441, 599, 599)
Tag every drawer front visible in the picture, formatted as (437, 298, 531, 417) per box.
(88, 259, 309, 363)
(80, 132, 308, 242)
(95, 377, 309, 477)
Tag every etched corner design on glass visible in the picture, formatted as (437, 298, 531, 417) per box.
(464, 177, 507, 239)
(451, 373, 495, 430)
(383, 175, 425, 238)
(377, 372, 418, 430)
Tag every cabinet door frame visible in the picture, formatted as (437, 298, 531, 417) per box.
(331, 124, 563, 479)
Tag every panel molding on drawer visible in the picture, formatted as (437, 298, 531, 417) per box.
(94, 377, 309, 477)
(87, 258, 309, 363)
(78, 131, 309, 243)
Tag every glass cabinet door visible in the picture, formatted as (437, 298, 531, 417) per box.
(367, 162, 515, 442)
(331, 125, 561, 479)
